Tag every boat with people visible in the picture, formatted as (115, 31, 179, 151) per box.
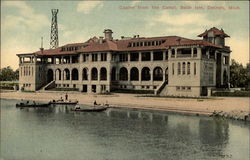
(71, 104, 109, 112)
(49, 100, 78, 105)
(16, 101, 50, 108)
(48, 94, 78, 105)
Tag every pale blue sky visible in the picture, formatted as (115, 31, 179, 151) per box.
(1, 1, 249, 69)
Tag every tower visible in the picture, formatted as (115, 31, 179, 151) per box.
(50, 9, 59, 49)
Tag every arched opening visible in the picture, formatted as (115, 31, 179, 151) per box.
(82, 68, 88, 80)
(47, 69, 53, 83)
(187, 62, 191, 75)
(55, 69, 61, 80)
(119, 67, 128, 81)
(111, 67, 116, 81)
(141, 67, 150, 81)
(100, 67, 107, 81)
(130, 67, 139, 81)
(63, 68, 70, 80)
(91, 68, 98, 80)
(153, 67, 163, 81)
(72, 68, 79, 80)
(182, 62, 186, 75)
(165, 67, 168, 84)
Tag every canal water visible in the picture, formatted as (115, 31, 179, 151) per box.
(1, 99, 249, 160)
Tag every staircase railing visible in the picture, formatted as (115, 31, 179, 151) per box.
(154, 81, 168, 95)
(41, 80, 56, 90)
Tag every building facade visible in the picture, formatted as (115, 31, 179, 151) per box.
(17, 27, 231, 96)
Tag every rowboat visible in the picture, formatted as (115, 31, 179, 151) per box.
(16, 102, 50, 108)
(71, 105, 108, 112)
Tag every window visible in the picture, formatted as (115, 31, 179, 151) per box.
(187, 62, 190, 75)
(92, 54, 98, 61)
(130, 52, 139, 61)
(181, 86, 185, 90)
(187, 87, 191, 90)
(171, 49, 175, 57)
(119, 53, 128, 62)
(178, 63, 181, 75)
(153, 51, 163, 61)
(172, 63, 175, 75)
(193, 48, 197, 57)
(182, 62, 186, 75)
(83, 54, 88, 62)
(141, 52, 151, 61)
(111, 54, 116, 61)
(194, 62, 196, 75)
(101, 53, 107, 61)
(176, 86, 180, 90)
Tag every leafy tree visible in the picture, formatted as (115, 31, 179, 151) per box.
(0, 66, 19, 81)
(230, 59, 248, 88)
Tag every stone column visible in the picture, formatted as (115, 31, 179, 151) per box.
(61, 56, 64, 64)
(128, 68, 131, 81)
(174, 48, 177, 58)
(128, 52, 131, 62)
(163, 69, 166, 81)
(79, 54, 83, 63)
(139, 68, 142, 83)
(191, 47, 194, 57)
(150, 70, 153, 83)
(150, 51, 154, 61)
(197, 48, 202, 59)
(139, 52, 142, 61)
(70, 56, 72, 64)
(168, 49, 171, 59)
(163, 51, 166, 60)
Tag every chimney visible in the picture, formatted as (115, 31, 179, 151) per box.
(99, 36, 104, 44)
(103, 29, 113, 40)
(40, 37, 44, 53)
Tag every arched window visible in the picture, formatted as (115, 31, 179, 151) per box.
(182, 62, 186, 75)
(100, 67, 107, 81)
(91, 68, 98, 80)
(47, 69, 53, 83)
(72, 68, 79, 80)
(119, 67, 128, 81)
(187, 62, 190, 75)
(130, 67, 139, 81)
(55, 69, 61, 80)
(141, 67, 150, 81)
(111, 67, 116, 81)
(82, 68, 88, 80)
(153, 67, 163, 81)
(63, 68, 70, 80)
(178, 62, 181, 75)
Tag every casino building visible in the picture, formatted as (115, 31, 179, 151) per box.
(17, 27, 231, 96)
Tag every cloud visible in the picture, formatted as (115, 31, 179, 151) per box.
(153, 11, 221, 27)
(77, 1, 103, 14)
(2, 1, 50, 31)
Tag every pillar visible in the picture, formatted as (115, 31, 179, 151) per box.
(191, 47, 194, 57)
(174, 48, 177, 58)
(139, 52, 142, 61)
(128, 52, 131, 62)
(128, 68, 131, 81)
(197, 48, 202, 59)
(163, 51, 166, 60)
(150, 51, 154, 61)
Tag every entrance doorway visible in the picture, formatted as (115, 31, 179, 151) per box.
(92, 85, 96, 93)
(82, 85, 87, 92)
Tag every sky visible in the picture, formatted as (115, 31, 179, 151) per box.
(1, 0, 249, 70)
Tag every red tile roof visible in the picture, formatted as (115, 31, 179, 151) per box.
(198, 27, 230, 37)
(32, 33, 222, 56)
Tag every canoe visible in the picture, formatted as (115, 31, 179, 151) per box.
(16, 103, 49, 108)
(71, 106, 108, 112)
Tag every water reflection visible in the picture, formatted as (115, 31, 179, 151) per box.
(199, 118, 230, 158)
(1, 99, 249, 160)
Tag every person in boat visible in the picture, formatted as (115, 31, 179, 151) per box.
(26, 101, 29, 104)
(33, 101, 36, 105)
(60, 97, 63, 102)
(74, 105, 80, 110)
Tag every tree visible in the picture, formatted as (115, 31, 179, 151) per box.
(230, 59, 248, 88)
(0, 66, 19, 81)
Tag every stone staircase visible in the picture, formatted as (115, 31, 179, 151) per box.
(154, 81, 168, 95)
(40, 80, 56, 91)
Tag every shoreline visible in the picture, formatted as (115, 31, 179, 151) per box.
(1, 90, 249, 120)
